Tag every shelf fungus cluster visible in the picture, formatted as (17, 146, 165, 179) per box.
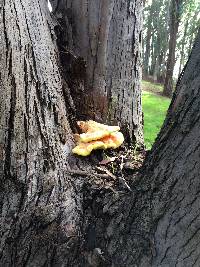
(72, 120, 124, 156)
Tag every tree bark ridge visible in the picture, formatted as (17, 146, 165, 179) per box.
(0, 1, 83, 266)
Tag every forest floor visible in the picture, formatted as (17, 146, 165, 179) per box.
(142, 80, 171, 149)
(142, 80, 164, 95)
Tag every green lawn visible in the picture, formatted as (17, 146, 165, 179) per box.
(142, 90, 170, 149)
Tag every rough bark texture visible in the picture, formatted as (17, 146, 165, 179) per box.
(50, 0, 143, 145)
(146, 31, 200, 266)
(0, 1, 84, 266)
(163, 0, 183, 97)
(77, 31, 200, 267)
(1, 0, 200, 266)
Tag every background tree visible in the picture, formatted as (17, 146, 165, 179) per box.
(143, 0, 154, 78)
(177, 0, 200, 75)
(1, 0, 200, 266)
(143, 0, 170, 82)
(143, 0, 199, 93)
(163, 0, 183, 97)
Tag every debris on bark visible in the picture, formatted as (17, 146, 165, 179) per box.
(69, 146, 146, 193)
(67, 145, 146, 265)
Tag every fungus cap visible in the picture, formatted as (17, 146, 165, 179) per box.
(72, 131, 124, 156)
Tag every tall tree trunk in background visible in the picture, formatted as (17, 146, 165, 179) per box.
(153, 56, 159, 82)
(178, 20, 188, 76)
(163, 0, 183, 97)
(1, 0, 200, 266)
(153, 31, 161, 82)
(150, 0, 160, 82)
(149, 31, 155, 76)
(187, 10, 200, 59)
(143, 4, 153, 78)
(157, 51, 165, 83)
(50, 0, 143, 145)
(143, 18, 152, 78)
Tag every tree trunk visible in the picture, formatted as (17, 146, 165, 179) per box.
(163, 0, 183, 97)
(187, 10, 200, 59)
(143, 22, 151, 78)
(153, 56, 159, 82)
(50, 0, 144, 145)
(153, 32, 161, 83)
(178, 20, 188, 76)
(0, 1, 84, 265)
(157, 51, 165, 83)
(143, 31, 200, 266)
(74, 30, 200, 267)
(1, 0, 200, 266)
(143, 4, 153, 78)
(149, 30, 156, 77)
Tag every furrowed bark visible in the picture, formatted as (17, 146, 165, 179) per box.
(148, 31, 200, 266)
(78, 31, 200, 267)
(70, 31, 200, 267)
(1, 0, 200, 266)
(0, 1, 84, 266)
(50, 0, 144, 145)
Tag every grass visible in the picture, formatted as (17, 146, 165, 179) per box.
(142, 80, 163, 94)
(142, 82, 171, 150)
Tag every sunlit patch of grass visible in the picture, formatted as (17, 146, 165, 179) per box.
(142, 90, 170, 149)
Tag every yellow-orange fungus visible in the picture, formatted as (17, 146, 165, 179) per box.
(72, 121, 124, 156)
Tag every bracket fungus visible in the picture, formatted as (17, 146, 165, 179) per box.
(72, 120, 124, 156)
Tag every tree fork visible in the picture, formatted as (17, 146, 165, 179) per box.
(1, 0, 200, 266)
